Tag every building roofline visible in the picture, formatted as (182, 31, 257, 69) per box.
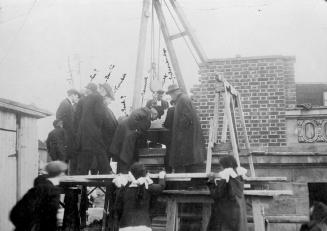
(199, 55, 296, 66)
(296, 82, 327, 85)
(0, 98, 52, 119)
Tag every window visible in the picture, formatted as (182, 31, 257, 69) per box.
(324, 92, 327, 106)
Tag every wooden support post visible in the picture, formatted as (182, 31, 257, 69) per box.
(224, 90, 240, 165)
(169, 0, 208, 63)
(236, 94, 255, 176)
(101, 186, 111, 231)
(166, 198, 178, 231)
(132, 0, 151, 110)
(252, 197, 266, 231)
(202, 203, 211, 231)
(80, 186, 88, 228)
(205, 119, 214, 173)
(153, 0, 187, 93)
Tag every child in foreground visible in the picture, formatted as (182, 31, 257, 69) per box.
(206, 155, 248, 231)
(113, 162, 166, 231)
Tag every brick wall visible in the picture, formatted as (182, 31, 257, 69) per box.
(191, 55, 296, 148)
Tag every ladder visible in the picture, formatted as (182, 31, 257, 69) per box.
(205, 74, 255, 177)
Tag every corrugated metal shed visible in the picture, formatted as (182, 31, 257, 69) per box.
(0, 98, 51, 230)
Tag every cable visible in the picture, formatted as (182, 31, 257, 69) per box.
(0, 0, 39, 67)
(163, 0, 200, 66)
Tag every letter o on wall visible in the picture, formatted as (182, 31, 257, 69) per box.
(305, 122, 315, 139)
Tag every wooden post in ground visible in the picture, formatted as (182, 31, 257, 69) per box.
(132, 0, 151, 110)
(166, 199, 178, 231)
(153, 0, 187, 93)
(252, 197, 266, 231)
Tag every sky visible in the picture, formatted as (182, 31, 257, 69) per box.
(0, 0, 327, 140)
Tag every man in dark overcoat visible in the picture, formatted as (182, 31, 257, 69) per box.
(75, 83, 115, 174)
(46, 119, 67, 161)
(166, 84, 205, 172)
(56, 88, 80, 162)
(110, 107, 158, 173)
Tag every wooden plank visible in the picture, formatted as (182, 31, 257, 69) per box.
(162, 189, 292, 197)
(169, 31, 187, 40)
(248, 215, 308, 224)
(153, 0, 187, 93)
(224, 91, 240, 165)
(252, 198, 265, 231)
(60, 173, 288, 182)
(236, 94, 255, 177)
(166, 199, 178, 231)
(132, 0, 151, 110)
(102, 186, 110, 231)
(169, 0, 208, 63)
(205, 119, 214, 173)
(201, 203, 211, 231)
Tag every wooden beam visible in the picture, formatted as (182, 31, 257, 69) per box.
(60, 173, 287, 182)
(224, 91, 240, 165)
(153, 0, 187, 93)
(169, 31, 187, 40)
(169, 0, 208, 64)
(252, 198, 266, 231)
(237, 94, 256, 177)
(132, 0, 151, 110)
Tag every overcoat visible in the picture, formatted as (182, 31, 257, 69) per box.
(102, 106, 118, 154)
(46, 127, 67, 161)
(207, 176, 248, 231)
(56, 98, 75, 158)
(10, 175, 60, 231)
(75, 93, 112, 154)
(169, 92, 205, 168)
(110, 107, 151, 167)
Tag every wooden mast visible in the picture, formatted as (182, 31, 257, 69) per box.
(132, 0, 151, 110)
(169, 0, 208, 63)
(153, 0, 187, 93)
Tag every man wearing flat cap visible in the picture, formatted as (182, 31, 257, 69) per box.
(56, 89, 80, 163)
(75, 83, 116, 174)
(166, 84, 205, 172)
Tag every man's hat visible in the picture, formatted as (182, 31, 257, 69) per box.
(99, 83, 115, 100)
(67, 89, 81, 97)
(53, 119, 62, 127)
(45, 161, 68, 177)
(166, 84, 180, 94)
(85, 82, 98, 92)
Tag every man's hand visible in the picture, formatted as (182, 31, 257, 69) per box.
(158, 171, 166, 179)
(207, 172, 216, 182)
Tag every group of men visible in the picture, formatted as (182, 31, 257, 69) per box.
(46, 82, 205, 175)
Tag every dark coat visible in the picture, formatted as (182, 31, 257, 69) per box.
(46, 127, 67, 161)
(146, 99, 169, 119)
(207, 176, 248, 231)
(10, 175, 61, 231)
(76, 93, 114, 154)
(114, 179, 165, 228)
(110, 107, 152, 167)
(102, 106, 118, 154)
(169, 92, 205, 168)
(56, 98, 75, 158)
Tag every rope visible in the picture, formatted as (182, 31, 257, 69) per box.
(162, 0, 200, 66)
